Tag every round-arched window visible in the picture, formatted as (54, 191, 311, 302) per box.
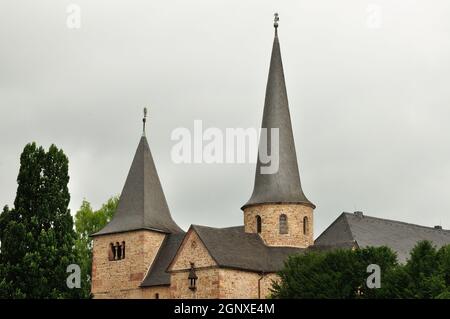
(303, 216, 309, 235)
(279, 214, 288, 234)
(256, 215, 262, 233)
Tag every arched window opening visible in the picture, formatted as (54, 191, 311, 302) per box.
(109, 243, 115, 261)
(279, 214, 288, 234)
(256, 215, 262, 234)
(121, 241, 126, 259)
(116, 242, 122, 260)
(155, 293, 159, 299)
(109, 242, 126, 261)
(303, 216, 309, 235)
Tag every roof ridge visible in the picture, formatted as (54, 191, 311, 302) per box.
(343, 212, 449, 233)
(192, 224, 244, 231)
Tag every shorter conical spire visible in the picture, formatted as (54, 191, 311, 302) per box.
(93, 112, 182, 236)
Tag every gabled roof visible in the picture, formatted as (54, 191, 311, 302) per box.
(242, 22, 314, 210)
(140, 232, 185, 287)
(92, 136, 182, 236)
(185, 225, 305, 272)
(315, 212, 450, 263)
(141, 225, 305, 287)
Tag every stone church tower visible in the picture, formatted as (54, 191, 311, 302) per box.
(242, 17, 315, 248)
(90, 116, 183, 298)
(91, 15, 318, 299)
(89, 15, 449, 299)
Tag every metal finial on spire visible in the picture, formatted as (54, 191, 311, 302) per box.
(274, 12, 279, 33)
(142, 107, 148, 136)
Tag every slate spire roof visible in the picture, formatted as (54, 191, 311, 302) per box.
(93, 135, 182, 236)
(242, 17, 314, 209)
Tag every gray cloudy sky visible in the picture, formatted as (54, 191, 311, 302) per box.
(1, 0, 449, 236)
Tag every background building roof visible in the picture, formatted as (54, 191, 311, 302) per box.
(315, 212, 450, 263)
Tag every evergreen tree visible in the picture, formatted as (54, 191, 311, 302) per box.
(0, 143, 81, 298)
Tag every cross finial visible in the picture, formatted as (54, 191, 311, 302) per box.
(274, 12, 279, 31)
(142, 107, 148, 136)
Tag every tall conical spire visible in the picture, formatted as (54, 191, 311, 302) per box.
(242, 15, 314, 210)
(93, 112, 183, 236)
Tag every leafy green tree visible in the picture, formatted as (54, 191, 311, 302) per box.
(404, 241, 446, 298)
(271, 241, 450, 299)
(74, 196, 118, 298)
(0, 143, 81, 298)
(271, 246, 398, 299)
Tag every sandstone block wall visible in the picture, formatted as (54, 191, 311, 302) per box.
(218, 269, 279, 299)
(91, 230, 165, 298)
(141, 286, 171, 299)
(171, 268, 220, 299)
(169, 230, 217, 271)
(243, 203, 314, 247)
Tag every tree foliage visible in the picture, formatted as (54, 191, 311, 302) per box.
(74, 196, 118, 298)
(0, 143, 81, 298)
(271, 241, 450, 299)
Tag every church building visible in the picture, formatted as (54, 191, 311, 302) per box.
(90, 17, 450, 299)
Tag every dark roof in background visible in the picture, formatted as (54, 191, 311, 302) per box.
(140, 232, 185, 287)
(192, 225, 305, 272)
(242, 27, 314, 210)
(315, 212, 450, 263)
(92, 136, 183, 237)
(141, 213, 450, 287)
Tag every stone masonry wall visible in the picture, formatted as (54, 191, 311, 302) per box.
(169, 229, 220, 298)
(218, 269, 279, 299)
(141, 286, 171, 299)
(244, 203, 314, 247)
(169, 230, 217, 271)
(171, 268, 220, 299)
(91, 230, 165, 298)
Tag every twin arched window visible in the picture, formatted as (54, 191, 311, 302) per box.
(279, 214, 288, 234)
(109, 241, 126, 261)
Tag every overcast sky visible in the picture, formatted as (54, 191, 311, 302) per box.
(1, 0, 449, 236)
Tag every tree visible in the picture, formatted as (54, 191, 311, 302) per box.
(404, 241, 447, 298)
(271, 241, 450, 299)
(74, 196, 118, 298)
(271, 246, 398, 299)
(0, 143, 81, 298)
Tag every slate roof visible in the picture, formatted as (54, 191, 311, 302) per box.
(140, 232, 185, 287)
(140, 225, 305, 287)
(242, 24, 314, 210)
(189, 225, 304, 272)
(92, 136, 182, 237)
(315, 212, 450, 263)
